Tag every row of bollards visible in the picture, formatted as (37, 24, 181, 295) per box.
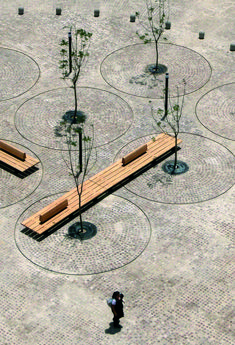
(17, 8, 171, 28)
(18, 7, 100, 17)
(16, 7, 235, 50)
(198, 31, 235, 50)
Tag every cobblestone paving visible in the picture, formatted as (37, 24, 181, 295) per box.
(15, 87, 133, 149)
(0, 47, 40, 101)
(196, 83, 235, 141)
(116, 133, 235, 204)
(101, 43, 212, 98)
(15, 194, 151, 275)
(0, 0, 234, 344)
(0, 141, 42, 208)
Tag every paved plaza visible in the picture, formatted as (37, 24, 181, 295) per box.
(0, 0, 234, 344)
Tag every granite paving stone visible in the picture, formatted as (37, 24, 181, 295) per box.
(0, 0, 234, 344)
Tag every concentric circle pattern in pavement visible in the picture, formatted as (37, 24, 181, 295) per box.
(0, 47, 40, 101)
(115, 133, 235, 204)
(15, 194, 151, 275)
(15, 87, 133, 149)
(0, 141, 42, 208)
(196, 83, 235, 141)
(101, 43, 212, 98)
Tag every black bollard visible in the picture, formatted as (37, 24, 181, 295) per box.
(56, 8, 62, 15)
(94, 9, 100, 17)
(162, 73, 169, 120)
(130, 15, 136, 22)
(18, 7, 24, 15)
(165, 21, 171, 30)
(68, 31, 72, 74)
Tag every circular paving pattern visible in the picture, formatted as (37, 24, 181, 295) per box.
(115, 133, 235, 204)
(0, 47, 40, 101)
(15, 194, 151, 275)
(196, 83, 235, 141)
(15, 87, 133, 149)
(0, 141, 42, 208)
(100, 43, 212, 98)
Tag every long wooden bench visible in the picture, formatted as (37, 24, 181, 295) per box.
(21, 133, 182, 234)
(0, 140, 40, 172)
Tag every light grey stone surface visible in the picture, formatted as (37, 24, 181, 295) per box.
(0, 1, 234, 344)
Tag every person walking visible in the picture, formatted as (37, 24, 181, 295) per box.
(111, 291, 124, 328)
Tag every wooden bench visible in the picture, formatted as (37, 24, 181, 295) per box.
(21, 133, 182, 234)
(0, 140, 40, 172)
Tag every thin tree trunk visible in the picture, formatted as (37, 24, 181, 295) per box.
(77, 185, 84, 233)
(74, 84, 83, 232)
(155, 38, 159, 71)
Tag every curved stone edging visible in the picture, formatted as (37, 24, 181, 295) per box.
(100, 43, 212, 98)
(115, 132, 235, 204)
(15, 194, 151, 275)
(0, 47, 40, 101)
(14, 87, 134, 150)
(196, 82, 235, 141)
(0, 140, 43, 208)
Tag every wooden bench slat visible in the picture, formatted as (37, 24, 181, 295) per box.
(0, 151, 38, 166)
(0, 141, 40, 172)
(0, 152, 38, 172)
(22, 134, 182, 233)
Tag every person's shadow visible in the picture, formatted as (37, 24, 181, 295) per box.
(105, 322, 122, 334)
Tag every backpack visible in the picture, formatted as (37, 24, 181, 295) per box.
(107, 298, 114, 307)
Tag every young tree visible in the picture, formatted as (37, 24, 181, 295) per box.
(59, 26, 92, 108)
(59, 26, 92, 163)
(150, 80, 186, 174)
(57, 118, 94, 234)
(57, 26, 93, 234)
(136, 0, 168, 73)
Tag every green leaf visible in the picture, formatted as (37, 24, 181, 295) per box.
(173, 105, 180, 111)
(83, 136, 91, 142)
(73, 127, 82, 133)
(59, 59, 68, 64)
(60, 39, 68, 46)
(60, 49, 67, 55)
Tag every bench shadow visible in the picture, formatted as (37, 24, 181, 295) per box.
(21, 147, 180, 241)
(0, 162, 39, 178)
